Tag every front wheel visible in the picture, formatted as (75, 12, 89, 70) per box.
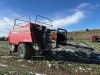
(18, 43, 32, 59)
(8, 43, 17, 55)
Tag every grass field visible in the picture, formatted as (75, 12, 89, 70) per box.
(0, 40, 100, 75)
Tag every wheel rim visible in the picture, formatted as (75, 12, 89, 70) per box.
(18, 47, 24, 57)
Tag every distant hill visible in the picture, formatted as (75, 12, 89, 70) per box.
(68, 29, 100, 40)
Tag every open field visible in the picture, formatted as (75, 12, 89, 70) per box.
(0, 29, 100, 75)
(0, 40, 100, 75)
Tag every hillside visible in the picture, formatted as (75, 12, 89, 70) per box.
(68, 29, 100, 40)
(67, 29, 100, 52)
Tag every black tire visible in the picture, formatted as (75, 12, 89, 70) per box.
(18, 43, 32, 59)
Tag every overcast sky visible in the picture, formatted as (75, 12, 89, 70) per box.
(0, 0, 100, 37)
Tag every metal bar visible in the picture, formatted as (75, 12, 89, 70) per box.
(13, 19, 30, 30)
(35, 21, 52, 26)
(36, 15, 53, 22)
(35, 15, 53, 29)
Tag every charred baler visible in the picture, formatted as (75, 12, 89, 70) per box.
(8, 15, 67, 59)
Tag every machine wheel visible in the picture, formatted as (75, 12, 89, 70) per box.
(18, 43, 32, 59)
(9, 43, 17, 55)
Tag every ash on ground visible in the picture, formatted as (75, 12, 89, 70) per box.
(46, 43, 100, 64)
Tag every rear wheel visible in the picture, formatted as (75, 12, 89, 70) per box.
(18, 43, 32, 59)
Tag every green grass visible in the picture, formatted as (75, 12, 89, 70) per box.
(0, 41, 100, 75)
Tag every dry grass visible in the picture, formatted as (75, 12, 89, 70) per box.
(0, 29, 100, 75)
(0, 40, 100, 75)
(68, 29, 100, 40)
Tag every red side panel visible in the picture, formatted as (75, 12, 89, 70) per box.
(8, 23, 36, 45)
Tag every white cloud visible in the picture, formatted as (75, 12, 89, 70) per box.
(0, 17, 13, 29)
(7, 9, 20, 17)
(0, 17, 30, 37)
(76, 3, 91, 9)
(0, 3, 99, 37)
(3, 17, 10, 22)
(91, 4, 100, 9)
(52, 11, 85, 28)
(0, 17, 13, 37)
(0, 33, 8, 37)
(96, 4, 99, 8)
(75, 3, 99, 11)
(52, 3, 99, 29)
